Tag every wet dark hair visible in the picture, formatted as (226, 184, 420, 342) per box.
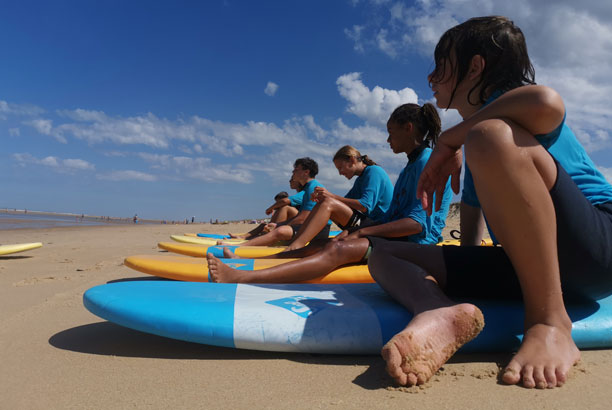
(274, 191, 289, 201)
(333, 145, 377, 166)
(430, 16, 536, 107)
(294, 157, 319, 178)
(388, 103, 441, 146)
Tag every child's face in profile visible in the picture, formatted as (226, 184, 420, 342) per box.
(429, 58, 456, 110)
(333, 158, 358, 180)
(387, 120, 418, 154)
(291, 165, 309, 185)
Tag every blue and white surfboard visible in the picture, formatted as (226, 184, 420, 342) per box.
(83, 281, 612, 354)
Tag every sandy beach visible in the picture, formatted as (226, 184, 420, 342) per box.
(1, 217, 612, 410)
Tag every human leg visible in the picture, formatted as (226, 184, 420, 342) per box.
(285, 198, 354, 250)
(366, 240, 484, 386)
(465, 119, 578, 388)
(270, 205, 298, 224)
(208, 238, 370, 283)
(236, 225, 294, 247)
(229, 223, 266, 239)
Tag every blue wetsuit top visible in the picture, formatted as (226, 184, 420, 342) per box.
(301, 179, 332, 225)
(462, 91, 612, 240)
(383, 147, 453, 244)
(344, 164, 394, 222)
(288, 192, 304, 208)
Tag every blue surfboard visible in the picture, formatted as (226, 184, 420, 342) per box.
(83, 281, 612, 354)
(197, 231, 343, 240)
(197, 233, 231, 239)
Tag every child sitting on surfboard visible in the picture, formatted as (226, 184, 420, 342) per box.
(282, 145, 394, 251)
(220, 157, 332, 247)
(228, 177, 304, 240)
(207, 101, 452, 281)
(364, 16, 612, 390)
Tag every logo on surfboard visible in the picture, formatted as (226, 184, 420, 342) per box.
(265, 296, 343, 318)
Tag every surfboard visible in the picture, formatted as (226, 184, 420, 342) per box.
(159, 242, 285, 258)
(170, 235, 246, 246)
(196, 233, 232, 239)
(195, 230, 343, 239)
(0, 242, 43, 256)
(83, 281, 612, 354)
(124, 254, 373, 284)
(160, 238, 485, 259)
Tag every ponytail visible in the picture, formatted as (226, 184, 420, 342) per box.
(333, 145, 378, 166)
(388, 103, 442, 147)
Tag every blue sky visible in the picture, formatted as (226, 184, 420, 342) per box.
(3, 0, 612, 221)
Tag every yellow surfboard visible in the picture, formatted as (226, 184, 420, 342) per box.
(170, 235, 246, 246)
(124, 254, 373, 284)
(159, 242, 285, 258)
(0, 242, 43, 256)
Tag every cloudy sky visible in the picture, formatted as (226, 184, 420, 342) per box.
(3, 0, 612, 221)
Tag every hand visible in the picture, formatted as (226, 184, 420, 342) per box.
(331, 229, 350, 241)
(264, 223, 276, 232)
(311, 187, 332, 203)
(416, 140, 462, 215)
(265, 207, 274, 215)
(336, 229, 362, 242)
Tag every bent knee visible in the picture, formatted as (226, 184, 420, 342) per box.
(464, 119, 515, 165)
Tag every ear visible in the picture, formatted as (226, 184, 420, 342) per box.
(468, 55, 485, 80)
(402, 122, 414, 134)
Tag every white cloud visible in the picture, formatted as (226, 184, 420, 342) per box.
(9, 127, 20, 137)
(376, 29, 397, 58)
(345, 0, 612, 153)
(96, 170, 157, 182)
(345, 25, 365, 53)
(336, 72, 418, 126)
(0, 100, 45, 118)
(138, 153, 254, 183)
(13, 153, 95, 172)
(264, 81, 279, 96)
(598, 166, 612, 183)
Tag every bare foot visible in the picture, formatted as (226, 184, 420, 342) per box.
(207, 254, 247, 283)
(382, 304, 484, 386)
(222, 247, 239, 259)
(283, 242, 303, 252)
(501, 323, 579, 388)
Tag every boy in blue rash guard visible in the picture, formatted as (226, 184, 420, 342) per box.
(369, 16, 612, 390)
(285, 145, 394, 250)
(228, 178, 305, 240)
(207, 102, 453, 282)
(226, 157, 331, 247)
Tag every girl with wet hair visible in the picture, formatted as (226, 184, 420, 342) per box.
(369, 16, 612, 390)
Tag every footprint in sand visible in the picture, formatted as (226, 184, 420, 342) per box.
(13, 276, 72, 287)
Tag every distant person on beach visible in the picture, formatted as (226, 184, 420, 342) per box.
(221, 157, 331, 247)
(355, 16, 612, 389)
(208, 101, 452, 281)
(284, 145, 394, 251)
(133, 214, 138, 224)
(228, 178, 305, 240)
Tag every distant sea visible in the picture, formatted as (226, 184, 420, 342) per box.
(0, 212, 136, 230)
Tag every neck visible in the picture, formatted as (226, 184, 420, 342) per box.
(406, 144, 426, 163)
(355, 162, 367, 176)
(457, 86, 490, 119)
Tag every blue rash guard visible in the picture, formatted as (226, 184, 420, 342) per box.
(344, 164, 394, 222)
(288, 192, 304, 208)
(383, 147, 453, 244)
(301, 179, 332, 226)
(462, 93, 612, 242)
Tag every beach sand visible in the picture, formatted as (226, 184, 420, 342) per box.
(1, 217, 611, 409)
